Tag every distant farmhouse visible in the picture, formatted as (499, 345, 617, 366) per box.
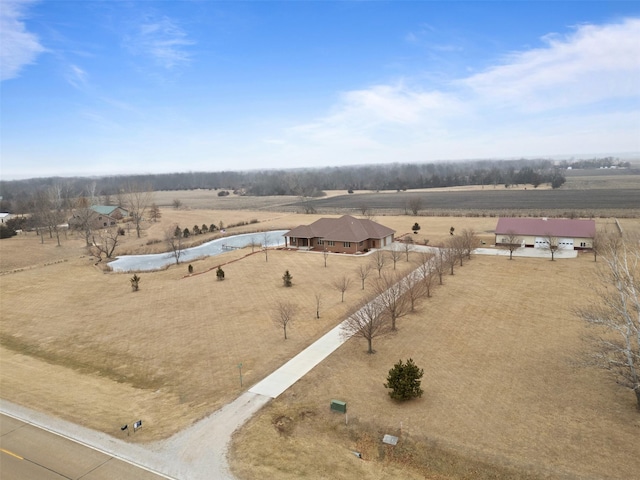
(284, 215, 395, 254)
(69, 205, 129, 230)
(495, 217, 596, 250)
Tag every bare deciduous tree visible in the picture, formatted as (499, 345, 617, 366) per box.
(543, 233, 560, 261)
(72, 195, 97, 246)
(389, 244, 403, 270)
(91, 228, 121, 259)
(448, 235, 466, 267)
(372, 249, 387, 277)
(500, 230, 522, 260)
(443, 241, 458, 274)
(408, 197, 423, 216)
(356, 264, 372, 290)
(575, 235, 640, 410)
(314, 292, 322, 319)
(341, 299, 390, 354)
(402, 236, 414, 261)
(415, 251, 434, 297)
(248, 240, 262, 253)
(432, 247, 448, 284)
(323, 247, 329, 268)
(38, 186, 67, 246)
(591, 229, 610, 262)
(460, 228, 480, 259)
(273, 301, 297, 340)
(125, 183, 153, 238)
(375, 272, 410, 331)
(166, 225, 183, 265)
(149, 203, 161, 222)
(332, 275, 352, 302)
(262, 232, 269, 262)
(404, 275, 428, 312)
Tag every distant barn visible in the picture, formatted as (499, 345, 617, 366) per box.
(495, 217, 596, 250)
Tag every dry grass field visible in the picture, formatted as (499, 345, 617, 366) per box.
(0, 209, 426, 442)
(1, 190, 639, 478)
(230, 253, 640, 480)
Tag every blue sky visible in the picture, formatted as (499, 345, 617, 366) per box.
(1, 1, 639, 180)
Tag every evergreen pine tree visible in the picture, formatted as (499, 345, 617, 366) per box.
(384, 358, 424, 401)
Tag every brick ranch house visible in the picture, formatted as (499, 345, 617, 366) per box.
(284, 215, 395, 254)
(495, 217, 596, 250)
(69, 205, 129, 230)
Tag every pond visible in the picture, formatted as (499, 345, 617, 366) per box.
(109, 230, 288, 272)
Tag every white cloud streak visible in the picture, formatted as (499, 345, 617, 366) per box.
(283, 18, 640, 161)
(126, 15, 194, 69)
(0, 0, 45, 81)
(461, 18, 640, 112)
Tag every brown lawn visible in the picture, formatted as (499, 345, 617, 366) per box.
(1, 206, 638, 478)
(0, 210, 420, 441)
(230, 253, 640, 480)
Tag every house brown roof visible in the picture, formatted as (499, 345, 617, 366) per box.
(495, 218, 596, 238)
(285, 215, 395, 243)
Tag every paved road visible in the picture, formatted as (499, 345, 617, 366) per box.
(0, 413, 169, 480)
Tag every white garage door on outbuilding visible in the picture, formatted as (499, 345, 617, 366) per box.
(558, 238, 574, 249)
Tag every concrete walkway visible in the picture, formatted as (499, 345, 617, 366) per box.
(249, 323, 346, 398)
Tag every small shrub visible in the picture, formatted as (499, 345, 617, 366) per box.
(130, 274, 141, 292)
(188, 264, 193, 274)
(282, 270, 293, 287)
(216, 266, 225, 280)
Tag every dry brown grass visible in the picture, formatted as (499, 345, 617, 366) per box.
(0, 211, 419, 442)
(2, 204, 639, 478)
(230, 253, 640, 479)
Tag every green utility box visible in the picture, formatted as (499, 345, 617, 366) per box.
(330, 399, 347, 413)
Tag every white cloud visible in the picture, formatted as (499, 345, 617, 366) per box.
(461, 18, 640, 112)
(281, 18, 640, 161)
(65, 64, 88, 89)
(126, 15, 194, 69)
(0, 0, 45, 81)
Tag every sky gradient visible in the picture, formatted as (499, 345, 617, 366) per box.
(1, 1, 639, 180)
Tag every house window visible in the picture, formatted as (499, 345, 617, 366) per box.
(344, 242, 351, 247)
(580, 242, 586, 247)
(317, 239, 323, 245)
(327, 241, 335, 246)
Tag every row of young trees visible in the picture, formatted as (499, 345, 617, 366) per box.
(270, 231, 480, 351)
(342, 234, 477, 354)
